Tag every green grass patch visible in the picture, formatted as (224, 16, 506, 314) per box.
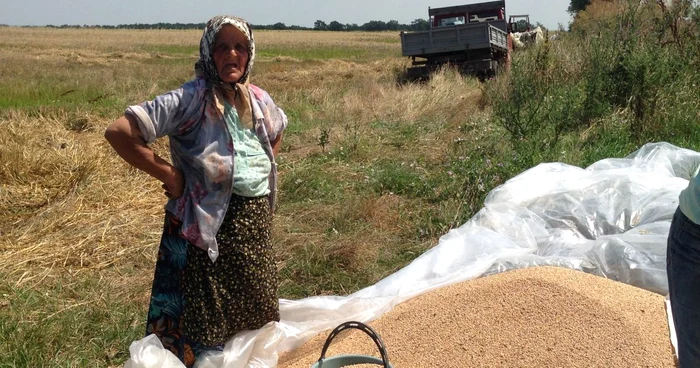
(0, 89, 125, 113)
(0, 274, 144, 367)
(366, 159, 432, 198)
(279, 159, 349, 203)
(277, 242, 376, 297)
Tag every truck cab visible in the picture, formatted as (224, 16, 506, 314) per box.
(430, 1, 507, 31)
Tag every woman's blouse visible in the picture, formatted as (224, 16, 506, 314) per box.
(125, 78, 287, 262)
(680, 167, 700, 225)
(222, 101, 271, 197)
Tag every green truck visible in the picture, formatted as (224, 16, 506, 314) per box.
(400, 1, 523, 80)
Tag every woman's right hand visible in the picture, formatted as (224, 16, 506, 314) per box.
(162, 168, 185, 199)
(105, 115, 186, 200)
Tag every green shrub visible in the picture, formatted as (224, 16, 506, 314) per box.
(486, 0, 700, 167)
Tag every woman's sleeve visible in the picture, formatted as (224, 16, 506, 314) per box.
(261, 90, 288, 142)
(124, 81, 201, 144)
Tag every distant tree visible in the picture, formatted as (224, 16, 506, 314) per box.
(37, 18, 444, 32)
(362, 20, 386, 31)
(386, 20, 400, 31)
(515, 19, 531, 31)
(410, 18, 430, 31)
(328, 20, 344, 31)
(535, 21, 547, 30)
(568, 0, 591, 15)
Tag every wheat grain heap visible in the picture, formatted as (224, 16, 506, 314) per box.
(278, 266, 675, 368)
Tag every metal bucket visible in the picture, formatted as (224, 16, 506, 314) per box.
(310, 321, 393, 368)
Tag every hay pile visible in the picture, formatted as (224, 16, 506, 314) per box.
(278, 266, 674, 368)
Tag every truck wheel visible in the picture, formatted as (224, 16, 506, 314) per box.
(478, 62, 498, 82)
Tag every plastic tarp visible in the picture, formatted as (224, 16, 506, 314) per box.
(511, 27, 545, 48)
(125, 142, 693, 367)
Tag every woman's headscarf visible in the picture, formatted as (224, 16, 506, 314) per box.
(195, 15, 256, 128)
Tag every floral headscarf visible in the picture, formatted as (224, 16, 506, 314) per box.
(196, 15, 255, 85)
(195, 16, 256, 127)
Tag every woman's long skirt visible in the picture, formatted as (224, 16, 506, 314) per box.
(144, 194, 279, 367)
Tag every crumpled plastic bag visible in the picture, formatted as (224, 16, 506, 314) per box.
(194, 322, 285, 368)
(124, 334, 184, 368)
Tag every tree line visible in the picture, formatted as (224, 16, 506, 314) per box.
(37, 19, 431, 32)
(7, 0, 652, 32)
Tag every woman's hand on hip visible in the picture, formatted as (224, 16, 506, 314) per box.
(162, 168, 185, 199)
(105, 115, 184, 199)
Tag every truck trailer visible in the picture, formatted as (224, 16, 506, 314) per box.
(400, 1, 514, 80)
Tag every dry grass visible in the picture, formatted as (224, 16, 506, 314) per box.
(255, 30, 400, 49)
(0, 28, 201, 50)
(273, 62, 485, 166)
(0, 28, 397, 53)
(0, 110, 164, 286)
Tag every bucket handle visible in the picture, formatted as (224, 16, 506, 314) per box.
(316, 321, 391, 368)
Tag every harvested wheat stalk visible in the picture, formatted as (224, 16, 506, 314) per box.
(279, 266, 674, 368)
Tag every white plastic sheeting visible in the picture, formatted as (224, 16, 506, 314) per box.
(125, 142, 694, 368)
(511, 27, 545, 48)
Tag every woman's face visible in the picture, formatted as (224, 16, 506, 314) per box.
(213, 25, 249, 84)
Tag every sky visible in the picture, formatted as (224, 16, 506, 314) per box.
(1, 0, 572, 30)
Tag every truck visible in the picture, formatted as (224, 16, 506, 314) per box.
(400, 1, 518, 80)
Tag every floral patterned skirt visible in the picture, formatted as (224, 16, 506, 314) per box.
(145, 194, 279, 367)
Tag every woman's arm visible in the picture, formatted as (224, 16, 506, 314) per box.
(271, 132, 283, 157)
(105, 114, 185, 199)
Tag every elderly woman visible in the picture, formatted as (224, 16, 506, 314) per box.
(105, 16, 287, 366)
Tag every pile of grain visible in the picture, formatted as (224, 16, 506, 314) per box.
(278, 266, 674, 368)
